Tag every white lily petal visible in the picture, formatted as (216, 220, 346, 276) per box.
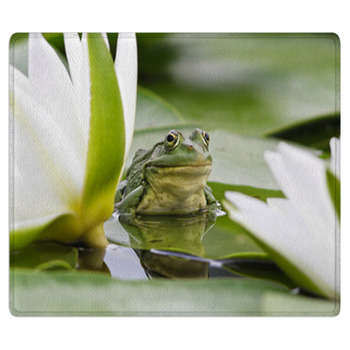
(28, 33, 75, 119)
(265, 197, 335, 297)
(26, 34, 87, 194)
(63, 33, 83, 86)
(63, 33, 91, 178)
(11, 65, 78, 198)
(115, 33, 138, 160)
(100, 32, 110, 49)
(10, 66, 71, 231)
(225, 141, 338, 299)
(329, 137, 340, 179)
(265, 144, 334, 243)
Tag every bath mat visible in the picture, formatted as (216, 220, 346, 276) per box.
(9, 33, 340, 316)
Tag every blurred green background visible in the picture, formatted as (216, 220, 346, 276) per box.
(136, 33, 339, 146)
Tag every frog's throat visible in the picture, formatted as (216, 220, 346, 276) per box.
(137, 165, 212, 215)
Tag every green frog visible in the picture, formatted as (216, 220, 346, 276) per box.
(115, 129, 218, 216)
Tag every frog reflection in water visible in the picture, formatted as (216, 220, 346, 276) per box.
(118, 214, 215, 279)
(115, 129, 219, 216)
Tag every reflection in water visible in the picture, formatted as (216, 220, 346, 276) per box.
(118, 213, 215, 256)
(116, 213, 231, 280)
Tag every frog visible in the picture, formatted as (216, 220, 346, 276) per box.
(115, 128, 219, 216)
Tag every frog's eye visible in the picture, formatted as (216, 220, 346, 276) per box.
(201, 130, 210, 146)
(165, 130, 180, 150)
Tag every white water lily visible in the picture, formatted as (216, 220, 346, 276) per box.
(9, 33, 137, 250)
(225, 139, 340, 299)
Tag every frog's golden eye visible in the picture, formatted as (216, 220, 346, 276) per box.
(165, 130, 180, 149)
(201, 130, 210, 146)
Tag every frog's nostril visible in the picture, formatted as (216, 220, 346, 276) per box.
(187, 145, 193, 151)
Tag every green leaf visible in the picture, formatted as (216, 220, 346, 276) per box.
(10, 270, 338, 316)
(137, 33, 340, 139)
(81, 33, 125, 233)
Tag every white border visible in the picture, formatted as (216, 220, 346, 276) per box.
(1, 1, 349, 349)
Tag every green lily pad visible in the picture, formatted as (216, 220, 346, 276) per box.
(268, 114, 340, 151)
(10, 269, 339, 316)
(208, 181, 284, 203)
(135, 86, 185, 131)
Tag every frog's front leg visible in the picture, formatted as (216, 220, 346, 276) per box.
(115, 185, 145, 215)
(204, 184, 220, 212)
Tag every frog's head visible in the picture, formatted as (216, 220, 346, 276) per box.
(146, 129, 212, 169)
(142, 129, 213, 201)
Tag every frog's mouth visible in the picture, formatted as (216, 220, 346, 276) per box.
(146, 164, 212, 176)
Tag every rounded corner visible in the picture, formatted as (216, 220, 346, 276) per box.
(328, 33, 340, 47)
(9, 300, 22, 317)
(9, 33, 26, 48)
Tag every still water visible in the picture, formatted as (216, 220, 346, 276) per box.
(100, 212, 295, 288)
